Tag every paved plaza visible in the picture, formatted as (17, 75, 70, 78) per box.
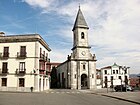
(0, 89, 139, 105)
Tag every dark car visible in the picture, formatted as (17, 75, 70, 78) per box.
(114, 85, 126, 92)
(114, 85, 133, 92)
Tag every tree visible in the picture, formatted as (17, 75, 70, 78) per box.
(50, 67, 58, 88)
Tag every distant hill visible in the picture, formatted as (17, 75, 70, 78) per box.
(130, 74, 140, 78)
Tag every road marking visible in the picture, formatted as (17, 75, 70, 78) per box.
(45, 91, 83, 94)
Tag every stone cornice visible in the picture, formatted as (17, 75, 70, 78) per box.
(71, 45, 91, 50)
(0, 34, 51, 51)
(57, 58, 97, 68)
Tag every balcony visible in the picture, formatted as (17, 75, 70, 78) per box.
(40, 54, 45, 61)
(0, 52, 9, 59)
(15, 69, 26, 75)
(0, 69, 9, 75)
(40, 54, 50, 62)
(17, 52, 27, 59)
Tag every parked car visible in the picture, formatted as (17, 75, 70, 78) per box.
(114, 85, 126, 92)
(126, 85, 133, 91)
(114, 85, 133, 92)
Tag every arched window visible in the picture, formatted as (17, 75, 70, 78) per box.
(81, 32, 85, 39)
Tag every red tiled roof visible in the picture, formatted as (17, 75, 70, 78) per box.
(101, 66, 111, 70)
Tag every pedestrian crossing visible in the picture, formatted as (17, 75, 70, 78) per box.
(46, 91, 81, 94)
(44, 89, 94, 94)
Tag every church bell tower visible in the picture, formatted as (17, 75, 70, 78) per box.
(70, 7, 97, 89)
(72, 7, 92, 60)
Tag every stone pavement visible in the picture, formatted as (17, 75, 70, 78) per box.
(88, 89, 140, 104)
(71, 88, 140, 104)
(99, 91, 140, 104)
(1, 88, 140, 104)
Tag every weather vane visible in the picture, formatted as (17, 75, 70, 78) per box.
(79, 3, 80, 9)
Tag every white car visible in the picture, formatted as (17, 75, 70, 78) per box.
(126, 85, 133, 91)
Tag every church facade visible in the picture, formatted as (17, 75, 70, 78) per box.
(57, 8, 97, 89)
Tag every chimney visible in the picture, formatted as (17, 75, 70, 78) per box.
(0, 32, 5, 36)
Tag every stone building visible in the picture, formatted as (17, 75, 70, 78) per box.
(57, 7, 97, 89)
(0, 33, 51, 92)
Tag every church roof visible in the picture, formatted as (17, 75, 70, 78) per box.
(72, 7, 89, 31)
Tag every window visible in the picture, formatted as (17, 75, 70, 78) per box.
(81, 32, 85, 39)
(19, 78, 24, 87)
(111, 76, 113, 80)
(3, 47, 9, 57)
(104, 70, 107, 74)
(119, 76, 121, 80)
(113, 70, 115, 74)
(116, 70, 118, 74)
(43, 51, 45, 56)
(125, 76, 128, 85)
(105, 76, 107, 81)
(1, 78, 7, 86)
(124, 70, 127, 74)
(2, 62, 8, 73)
(92, 74, 94, 78)
(39, 62, 45, 70)
(83, 64, 85, 70)
(20, 46, 26, 57)
(75, 74, 77, 79)
(40, 48, 42, 57)
(19, 62, 25, 71)
(46, 53, 48, 58)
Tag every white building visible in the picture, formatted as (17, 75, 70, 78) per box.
(57, 7, 97, 89)
(96, 69, 102, 89)
(100, 63, 130, 88)
(0, 33, 51, 92)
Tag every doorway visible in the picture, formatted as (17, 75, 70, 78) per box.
(81, 74, 88, 89)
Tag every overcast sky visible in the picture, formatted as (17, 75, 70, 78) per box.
(0, 0, 140, 74)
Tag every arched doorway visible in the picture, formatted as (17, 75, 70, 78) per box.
(81, 74, 88, 89)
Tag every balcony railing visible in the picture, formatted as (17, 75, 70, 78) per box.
(17, 52, 27, 59)
(15, 69, 26, 75)
(40, 54, 45, 61)
(0, 68, 9, 75)
(40, 54, 50, 62)
(0, 52, 9, 59)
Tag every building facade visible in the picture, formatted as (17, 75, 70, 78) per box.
(96, 69, 102, 89)
(130, 76, 140, 88)
(57, 8, 97, 89)
(0, 33, 51, 92)
(100, 63, 130, 88)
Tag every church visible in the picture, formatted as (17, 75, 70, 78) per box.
(57, 7, 97, 89)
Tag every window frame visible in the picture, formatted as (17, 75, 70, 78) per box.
(19, 78, 25, 87)
(1, 78, 7, 86)
(81, 32, 85, 39)
(19, 62, 25, 71)
(104, 70, 107, 74)
(2, 62, 8, 73)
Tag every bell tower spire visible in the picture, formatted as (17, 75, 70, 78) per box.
(72, 7, 91, 59)
(72, 7, 89, 31)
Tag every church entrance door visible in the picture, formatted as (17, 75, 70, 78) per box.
(81, 74, 88, 89)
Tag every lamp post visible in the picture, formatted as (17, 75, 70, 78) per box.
(121, 78, 122, 92)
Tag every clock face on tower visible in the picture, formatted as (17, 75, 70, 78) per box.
(81, 51, 86, 56)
